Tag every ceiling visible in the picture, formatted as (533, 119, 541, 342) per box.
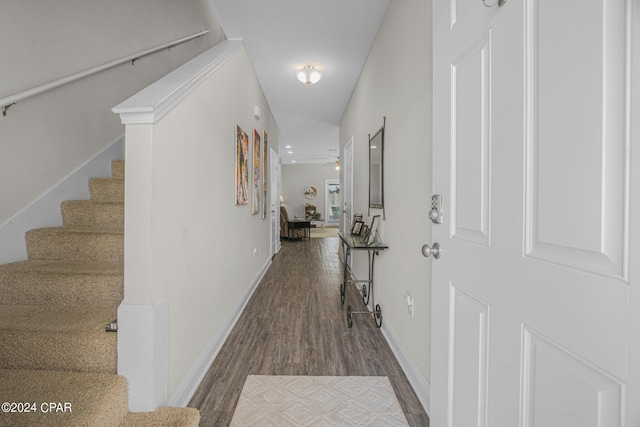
(207, 0, 390, 164)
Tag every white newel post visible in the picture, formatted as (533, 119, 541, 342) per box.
(117, 122, 168, 411)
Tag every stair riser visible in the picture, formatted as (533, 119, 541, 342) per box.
(0, 272, 123, 308)
(62, 202, 124, 228)
(111, 160, 125, 180)
(0, 331, 117, 373)
(26, 231, 123, 262)
(90, 178, 124, 203)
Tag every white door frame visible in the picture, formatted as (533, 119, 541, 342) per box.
(324, 178, 340, 224)
(342, 136, 354, 235)
(270, 148, 280, 257)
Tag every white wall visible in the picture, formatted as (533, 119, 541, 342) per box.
(0, 0, 224, 226)
(281, 164, 339, 220)
(152, 49, 279, 400)
(114, 42, 280, 407)
(340, 0, 432, 402)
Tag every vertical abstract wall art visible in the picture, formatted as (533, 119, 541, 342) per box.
(235, 125, 249, 205)
(252, 129, 261, 215)
(262, 131, 268, 219)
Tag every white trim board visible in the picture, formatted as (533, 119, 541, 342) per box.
(168, 257, 272, 407)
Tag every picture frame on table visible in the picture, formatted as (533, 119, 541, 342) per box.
(351, 220, 364, 235)
(360, 224, 369, 237)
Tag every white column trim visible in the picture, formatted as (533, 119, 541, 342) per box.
(118, 297, 169, 412)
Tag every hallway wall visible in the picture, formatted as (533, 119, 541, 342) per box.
(0, 0, 224, 228)
(340, 0, 433, 398)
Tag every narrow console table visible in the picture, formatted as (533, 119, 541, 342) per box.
(338, 231, 388, 328)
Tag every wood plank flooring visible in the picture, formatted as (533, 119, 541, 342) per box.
(188, 237, 429, 426)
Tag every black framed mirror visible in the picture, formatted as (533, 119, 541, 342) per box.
(368, 116, 386, 219)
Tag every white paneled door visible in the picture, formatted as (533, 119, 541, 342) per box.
(431, 1, 640, 426)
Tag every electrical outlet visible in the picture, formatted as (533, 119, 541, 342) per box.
(253, 248, 258, 257)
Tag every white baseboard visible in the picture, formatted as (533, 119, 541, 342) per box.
(0, 137, 124, 264)
(168, 257, 272, 407)
(380, 320, 431, 415)
(351, 271, 431, 415)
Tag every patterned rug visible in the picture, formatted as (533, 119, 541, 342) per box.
(230, 375, 409, 426)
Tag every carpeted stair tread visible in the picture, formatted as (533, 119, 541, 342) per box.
(62, 200, 124, 228)
(0, 305, 117, 373)
(26, 226, 123, 262)
(0, 260, 123, 307)
(0, 369, 128, 427)
(119, 407, 201, 427)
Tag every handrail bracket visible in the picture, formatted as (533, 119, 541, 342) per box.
(2, 103, 15, 117)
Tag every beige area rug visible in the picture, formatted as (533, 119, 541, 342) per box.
(230, 375, 410, 426)
(310, 226, 339, 238)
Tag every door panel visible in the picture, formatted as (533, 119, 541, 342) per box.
(449, 285, 489, 427)
(525, 0, 628, 279)
(452, 31, 492, 246)
(521, 328, 624, 427)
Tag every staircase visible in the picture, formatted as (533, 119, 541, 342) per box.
(0, 161, 199, 426)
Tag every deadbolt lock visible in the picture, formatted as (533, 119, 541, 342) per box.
(429, 194, 442, 224)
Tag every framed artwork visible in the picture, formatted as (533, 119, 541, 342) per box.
(351, 220, 364, 235)
(235, 126, 249, 205)
(353, 213, 363, 224)
(252, 129, 261, 215)
(360, 224, 369, 237)
(262, 131, 268, 219)
(367, 215, 380, 245)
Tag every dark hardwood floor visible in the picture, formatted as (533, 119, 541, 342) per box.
(189, 237, 429, 426)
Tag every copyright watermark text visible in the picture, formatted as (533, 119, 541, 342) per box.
(2, 402, 72, 414)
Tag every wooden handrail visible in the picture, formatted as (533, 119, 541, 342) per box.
(0, 30, 209, 117)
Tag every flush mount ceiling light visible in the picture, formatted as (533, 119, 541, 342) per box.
(296, 65, 323, 85)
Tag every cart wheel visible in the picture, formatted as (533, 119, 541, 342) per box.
(347, 305, 353, 328)
(375, 304, 382, 328)
(362, 284, 369, 305)
(340, 283, 345, 304)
